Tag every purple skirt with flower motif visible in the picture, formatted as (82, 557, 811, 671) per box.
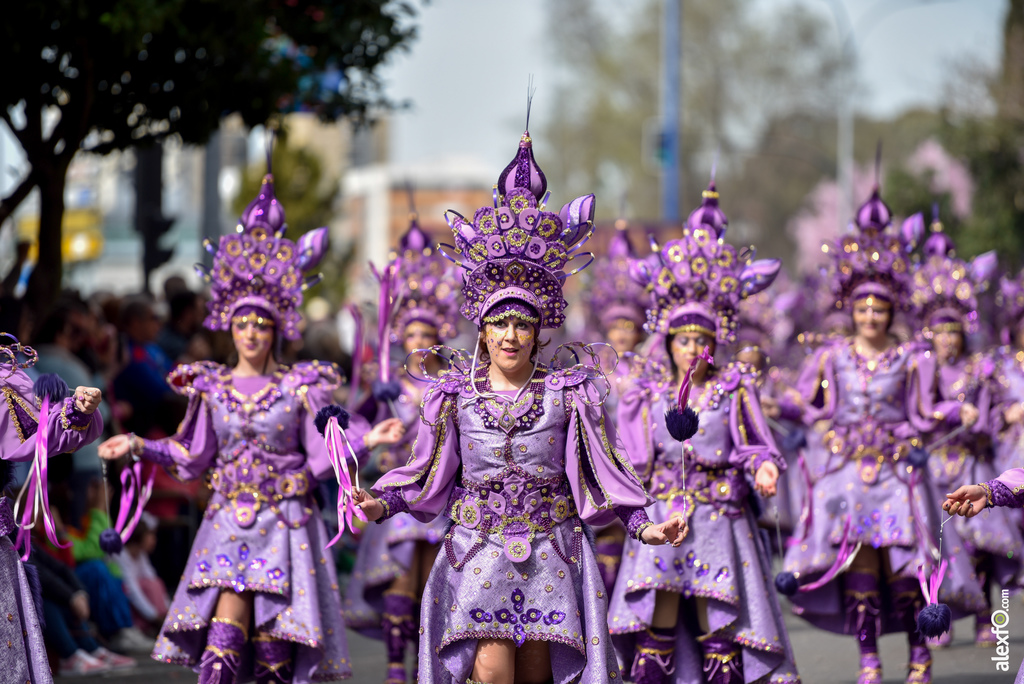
(0, 499, 52, 684)
(343, 513, 446, 633)
(609, 496, 800, 684)
(152, 494, 351, 681)
(417, 516, 620, 684)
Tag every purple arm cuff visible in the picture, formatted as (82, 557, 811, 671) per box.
(377, 489, 409, 523)
(986, 480, 1024, 509)
(59, 397, 94, 431)
(137, 438, 177, 468)
(616, 506, 653, 543)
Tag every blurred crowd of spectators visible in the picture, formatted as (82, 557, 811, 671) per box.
(0, 275, 356, 677)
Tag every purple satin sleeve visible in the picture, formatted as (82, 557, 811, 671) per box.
(616, 505, 652, 541)
(565, 379, 653, 526)
(376, 488, 410, 522)
(906, 351, 943, 434)
(134, 394, 216, 480)
(728, 375, 785, 475)
(991, 468, 1024, 508)
(2, 397, 104, 462)
(792, 344, 837, 424)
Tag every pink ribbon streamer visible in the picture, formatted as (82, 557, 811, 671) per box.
(322, 416, 366, 549)
(789, 453, 815, 547)
(346, 304, 365, 411)
(797, 514, 855, 592)
(917, 558, 948, 606)
(370, 260, 403, 384)
(115, 461, 155, 542)
(14, 397, 70, 560)
(675, 346, 714, 410)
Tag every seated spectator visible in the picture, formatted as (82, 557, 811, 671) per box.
(68, 474, 155, 655)
(30, 521, 136, 675)
(112, 513, 169, 634)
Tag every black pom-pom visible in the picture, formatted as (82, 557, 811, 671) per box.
(781, 427, 807, 452)
(907, 446, 930, 469)
(917, 602, 952, 637)
(665, 406, 699, 442)
(33, 373, 70, 404)
(99, 528, 123, 554)
(372, 379, 403, 403)
(775, 571, 799, 596)
(825, 496, 848, 517)
(314, 404, 350, 436)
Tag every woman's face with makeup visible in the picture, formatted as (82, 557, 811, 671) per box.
(232, 313, 275, 368)
(482, 316, 536, 376)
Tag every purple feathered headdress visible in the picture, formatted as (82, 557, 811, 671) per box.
(909, 210, 995, 337)
(197, 153, 330, 340)
(585, 222, 647, 331)
(629, 175, 781, 345)
(438, 129, 596, 330)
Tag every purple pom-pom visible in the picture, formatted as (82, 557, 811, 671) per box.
(665, 406, 699, 442)
(781, 428, 807, 452)
(314, 404, 350, 436)
(372, 379, 403, 403)
(916, 602, 952, 637)
(775, 572, 799, 596)
(99, 528, 123, 554)
(33, 373, 70, 404)
(907, 446, 930, 469)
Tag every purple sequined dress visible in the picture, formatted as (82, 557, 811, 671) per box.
(912, 351, 1021, 612)
(140, 361, 369, 682)
(1, 365, 104, 684)
(343, 380, 446, 632)
(371, 362, 654, 684)
(782, 339, 933, 634)
(611, 360, 800, 684)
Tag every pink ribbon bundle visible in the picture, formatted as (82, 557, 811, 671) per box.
(13, 397, 68, 560)
(114, 461, 156, 543)
(321, 414, 366, 549)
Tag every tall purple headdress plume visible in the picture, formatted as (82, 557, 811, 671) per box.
(629, 173, 781, 345)
(585, 220, 647, 331)
(197, 145, 330, 340)
(389, 192, 460, 342)
(909, 208, 995, 337)
(997, 268, 1024, 341)
(822, 157, 914, 311)
(438, 116, 596, 330)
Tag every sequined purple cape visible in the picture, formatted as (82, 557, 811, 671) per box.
(371, 361, 653, 684)
(1, 365, 104, 684)
(611, 360, 800, 684)
(141, 361, 370, 682)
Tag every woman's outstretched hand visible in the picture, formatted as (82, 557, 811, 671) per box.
(97, 434, 131, 461)
(943, 484, 988, 518)
(754, 461, 779, 497)
(74, 386, 102, 414)
(353, 488, 384, 522)
(365, 418, 405, 449)
(641, 516, 689, 547)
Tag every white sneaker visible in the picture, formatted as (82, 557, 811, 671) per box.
(60, 649, 111, 676)
(91, 646, 137, 669)
(109, 627, 156, 654)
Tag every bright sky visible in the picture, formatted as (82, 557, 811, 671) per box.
(381, 0, 1007, 170)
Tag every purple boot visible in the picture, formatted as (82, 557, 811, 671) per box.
(382, 591, 417, 684)
(845, 572, 882, 684)
(253, 633, 293, 684)
(906, 644, 932, 684)
(700, 634, 742, 684)
(889, 575, 930, 684)
(199, 618, 247, 684)
(594, 535, 623, 592)
(631, 627, 674, 684)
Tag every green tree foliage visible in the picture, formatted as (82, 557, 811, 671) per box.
(0, 0, 416, 309)
(232, 134, 354, 306)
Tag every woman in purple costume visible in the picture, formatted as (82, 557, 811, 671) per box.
(582, 222, 648, 595)
(343, 217, 460, 684)
(907, 219, 1018, 647)
(97, 171, 403, 684)
(610, 179, 799, 684)
(780, 186, 936, 684)
(353, 130, 686, 684)
(989, 271, 1024, 477)
(1, 336, 104, 684)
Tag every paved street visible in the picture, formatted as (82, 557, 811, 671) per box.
(54, 598, 1024, 683)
